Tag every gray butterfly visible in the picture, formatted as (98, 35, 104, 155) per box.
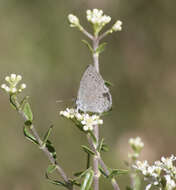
(76, 64, 112, 114)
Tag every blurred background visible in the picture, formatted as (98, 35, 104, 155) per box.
(0, 0, 176, 189)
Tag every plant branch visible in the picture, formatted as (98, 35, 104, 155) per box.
(13, 98, 73, 190)
(87, 134, 120, 190)
(98, 30, 111, 41)
(80, 26, 94, 40)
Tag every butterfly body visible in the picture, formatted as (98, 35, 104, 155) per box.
(76, 65, 112, 114)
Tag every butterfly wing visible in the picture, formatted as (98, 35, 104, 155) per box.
(76, 65, 112, 113)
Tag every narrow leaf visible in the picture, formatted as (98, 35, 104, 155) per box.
(88, 131, 97, 144)
(101, 143, 109, 152)
(80, 170, 94, 190)
(99, 167, 108, 178)
(104, 80, 113, 87)
(43, 125, 54, 144)
(23, 125, 38, 145)
(81, 145, 95, 156)
(20, 96, 29, 108)
(45, 173, 66, 187)
(95, 42, 107, 54)
(74, 168, 91, 179)
(9, 95, 18, 110)
(97, 138, 104, 152)
(126, 186, 133, 190)
(46, 140, 57, 160)
(47, 164, 56, 174)
(69, 179, 81, 187)
(82, 40, 94, 53)
(23, 102, 33, 121)
(74, 171, 85, 177)
(86, 153, 90, 169)
(109, 169, 128, 178)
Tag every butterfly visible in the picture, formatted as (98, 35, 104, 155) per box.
(76, 64, 112, 114)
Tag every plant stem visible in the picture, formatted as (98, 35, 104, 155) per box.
(92, 36, 100, 190)
(87, 134, 120, 190)
(14, 98, 73, 190)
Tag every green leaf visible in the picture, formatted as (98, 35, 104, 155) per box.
(101, 143, 109, 152)
(20, 96, 29, 108)
(43, 125, 53, 144)
(109, 169, 128, 179)
(97, 138, 104, 152)
(82, 40, 94, 53)
(74, 171, 85, 177)
(23, 102, 33, 121)
(81, 145, 95, 156)
(23, 125, 39, 145)
(126, 186, 133, 190)
(24, 120, 32, 126)
(46, 140, 57, 160)
(47, 164, 56, 174)
(88, 131, 97, 144)
(69, 179, 81, 187)
(99, 167, 109, 178)
(45, 173, 66, 187)
(104, 80, 113, 87)
(74, 168, 92, 179)
(86, 153, 90, 169)
(95, 42, 107, 54)
(9, 95, 18, 110)
(80, 170, 94, 190)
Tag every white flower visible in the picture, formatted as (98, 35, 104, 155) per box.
(5, 76, 10, 82)
(16, 75, 22, 81)
(68, 14, 80, 27)
(20, 83, 26, 89)
(112, 20, 123, 31)
(145, 184, 152, 190)
(161, 155, 176, 170)
(129, 137, 144, 152)
(165, 175, 176, 190)
(10, 74, 16, 81)
(86, 9, 111, 34)
(60, 108, 76, 119)
(60, 108, 103, 131)
(133, 160, 149, 175)
(1, 74, 26, 94)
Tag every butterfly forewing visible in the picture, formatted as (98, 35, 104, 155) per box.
(76, 65, 112, 113)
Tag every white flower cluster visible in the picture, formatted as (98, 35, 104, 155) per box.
(128, 137, 144, 159)
(129, 137, 144, 150)
(68, 14, 80, 27)
(60, 108, 103, 131)
(112, 20, 123, 31)
(1, 74, 26, 94)
(86, 9, 111, 26)
(133, 155, 176, 190)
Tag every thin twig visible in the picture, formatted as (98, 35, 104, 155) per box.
(14, 99, 73, 190)
(80, 26, 94, 40)
(98, 30, 111, 41)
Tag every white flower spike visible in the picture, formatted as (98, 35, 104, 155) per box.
(1, 74, 26, 94)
